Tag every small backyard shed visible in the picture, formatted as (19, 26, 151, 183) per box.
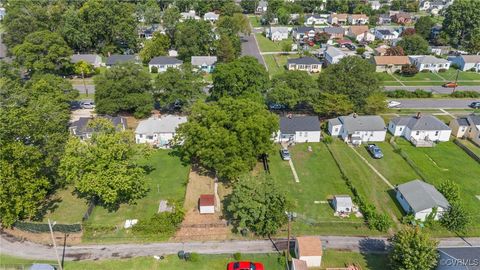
(199, 194, 215, 214)
(332, 195, 353, 213)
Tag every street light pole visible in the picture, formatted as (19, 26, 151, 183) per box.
(48, 219, 63, 270)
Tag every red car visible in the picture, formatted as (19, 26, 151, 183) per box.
(227, 261, 264, 270)
(443, 82, 459, 88)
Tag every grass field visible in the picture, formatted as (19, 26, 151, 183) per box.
(83, 150, 190, 242)
(439, 69, 480, 81)
(396, 139, 480, 235)
(264, 54, 299, 76)
(42, 186, 90, 224)
(321, 250, 390, 270)
(255, 33, 293, 52)
(381, 69, 480, 87)
(248, 15, 262, 28)
(457, 139, 480, 157)
(392, 72, 443, 82)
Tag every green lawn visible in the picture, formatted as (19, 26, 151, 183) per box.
(42, 186, 90, 224)
(377, 72, 396, 81)
(392, 72, 443, 82)
(457, 139, 480, 157)
(264, 54, 298, 76)
(383, 81, 404, 86)
(83, 150, 190, 242)
(321, 250, 390, 270)
(396, 139, 480, 235)
(248, 15, 262, 28)
(438, 69, 480, 81)
(255, 33, 293, 52)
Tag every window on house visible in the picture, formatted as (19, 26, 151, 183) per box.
(435, 131, 439, 136)
(399, 127, 403, 131)
(416, 131, 420, 135)
(139, 134, 143, 138)
(335, 128, 339, 132)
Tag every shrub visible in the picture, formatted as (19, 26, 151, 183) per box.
(470, 67, 477, 72)
(451, 91, 480, 98)
(150, 66, 158, 73)
(401, 64, 418, 76)
(187, 252, 200, 262)
(233, 252, 242, 261)
(133, 204, 184, 235)
(412, 89, 433, 98)
(421, 69, 430, 73)
(386, 89, 432, 98)
(323, 135, 333, 144)
(438, 68, 447, 73)
(451, 63, 460, 70)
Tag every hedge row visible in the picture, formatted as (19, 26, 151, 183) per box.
(386, 89, 433, 98)
(450, 91, 480, 98)
(14, 221, 82, 233)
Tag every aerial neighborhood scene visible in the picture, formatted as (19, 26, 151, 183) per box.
(2, 0, 480, 269)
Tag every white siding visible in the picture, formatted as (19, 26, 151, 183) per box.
(275, 131, 321, 143)
(135, 132, 175, 146)
(200, 205, 215, 214)
(409, 129, 451, 142)
(388, 122, 406, 136)
(328, 123, 343, 136)
(342, 130, 386, 142)
(298, 256, 322, 268)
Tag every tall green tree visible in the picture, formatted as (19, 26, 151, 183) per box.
(267, 71, 317, 109)
(266, 81, 300, 109)
(220, 1, 243, 16)
(226, 175, 289, 236)
(174, 98, 279, 180)
(440, 203, 470, 233)
(465, 28, 480, 54)
(397, 34, 430, 55)
(162, 6, 181, 41)
(415, 16, 435, 39)
(216, 34, 237, 63)
(442, 0, 480, 46)
(317, 56, 382, 111)
(240, 0, 258, 13)
(141, 0, 162, 24)
(153, 65, 205, 109)
(59, 119, 148, 210)
(94, 62, 153, 118)
(313, 93, 354, 116)
(74, 60, 95, 97)
(364, 92, 387, 115)
(389, 227, 439, 270)
(13, 30, 72, 73)
(175, 20, 215, 61)
(139, 33, 170, 64)
(211, 56, 269, 101)
(61, 7, 92, 52)
(438, 180, 460, 203)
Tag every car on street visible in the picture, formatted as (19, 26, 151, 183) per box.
(280, 149, 291, 161)
(443, 82, 459, 88)
(367, 144, 383, 159)
(80, 100, 95, 109)
(227, 262, 264, 270)
(469, 101, 480, 109)
(387, 100, 401, 108)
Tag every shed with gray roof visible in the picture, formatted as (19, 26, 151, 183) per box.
(328, 114, 387, 144)
(395, 179, 449, 221)
(276, 115, 321, 143)
(191, 56, 217, 73)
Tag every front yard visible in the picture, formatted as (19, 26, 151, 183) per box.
(380, 69, 480, 86)
(255, 33, 293, 52)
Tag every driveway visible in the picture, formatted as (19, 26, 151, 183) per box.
(385, 86, 480, 94)
(73, 84, 95, 94)
(394, 99, 479, 109)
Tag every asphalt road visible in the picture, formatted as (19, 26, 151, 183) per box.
(241, 34, 265, 67)
(73, 84, 95, 94)
(1, 233, 479, 261)
(394, 98, 479, 109)
(385, 86, 480, 94)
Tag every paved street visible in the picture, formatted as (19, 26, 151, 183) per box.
(73, 84, 95, 94)
(385, 85, 480, 94)
(394, 98, 478, 109)
(241, 34, 265, 68)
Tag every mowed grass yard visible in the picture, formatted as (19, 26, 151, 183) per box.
(264, 54, 300, 77)
(255, 33, 293, 52)
(83, 150, 190, 242)
(396, 138, 480, 235)
(380, 69, 480, 86)
(42, 187, 89, 224)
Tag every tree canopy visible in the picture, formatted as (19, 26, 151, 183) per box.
(415, 16, 435, 39)
(267, 71, 317, 109)
(139, 33, 170, 64)
(442, 0, 480, 46)
(175, 20, 215, 61)
(397, 34, 430, 55)
(174, 98, 278, 180)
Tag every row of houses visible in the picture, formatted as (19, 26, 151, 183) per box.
(372, 54, 480, 73)
(179, 10, 219, 22)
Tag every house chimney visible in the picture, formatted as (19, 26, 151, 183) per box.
(416, 112, 421, 119)
(353, 113, 358, 118)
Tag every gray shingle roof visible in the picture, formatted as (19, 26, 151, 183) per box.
(455, 117, 469, 126)
(411, 55, 450, 64)
(287, 57, 321, 65)
(325, 46, 345, 58)
(269, 26, 289, 34)
(376, 29, 393, 35)
(106, 54, 137, 66)
(70, 115, 126, 137)
(135, 115, 187, 135)
(324, 26, 345, 34)
(397, 180, 450, 212)
(392, 115, 450, 131)
(191, 56, 217, 66)
(149, 56, 182, 65)
(461, 55, 480, 63)
(338, 115, 386, 133)
(294, 26, 315, 33)
(70, 54, 101, 65)
(280, 116, 320, 134)
(468, 114, 480, 125)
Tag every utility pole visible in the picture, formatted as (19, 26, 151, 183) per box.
(453, 69, 460, 93)
(48, 219, 63, 270)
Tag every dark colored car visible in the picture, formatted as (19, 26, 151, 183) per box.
(367, 144, 384, 159)
(227, 262, 264, 270)
(443, 82, 459, 88)
(469, 101, 480, 109)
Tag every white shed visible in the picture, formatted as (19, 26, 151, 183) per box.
(199, 194, 215, 214)
(295, 236, 323, 268)
(332, 195, 353, 213)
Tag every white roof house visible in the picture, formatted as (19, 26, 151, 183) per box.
(70, 54, 103, 68)
(324, 46, 348, 65)
(266, 26, 289, 41)
(180, 10, 200, 21)
(388, 114, 451, 147)
(449, 55, 480, 72)
(409, 55, 451, 72)
(203, 12, 219, 22)
(135, 115, 187, 147)
(191, 56, 217, 73)
(328, 114, 387, 145)
(148, 56, 182, 73)
(332, 195, 353, 213)
(396, 179, 450, 221)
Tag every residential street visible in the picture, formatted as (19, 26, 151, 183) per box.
(73, 84, 95, 94)
(1, 233, 479, 261)
(241, 33, 265, 68)
(394, 98, 479, 109)
(385, 85, 480, 94)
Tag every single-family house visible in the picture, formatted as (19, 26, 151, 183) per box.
(395, 180, 450, 221)
(324, 46, 346, 65)
(191, 56, 217, 73)
(437, 247, 480, 270)
(292, 26, 315, 40)
(70, 115, 127, 140)
(199, 194, 215, 214)
(256, 0, 268, 14)
(106, 54, 138, 67)
(135, 115, 187, 147)
(347, 26, 375, 43)
(323, 26, 345, 39)
(0, 7, 5, 21)
(328, 114, 387, 145)
(392, 12, 412, 24)
(148, 56, 182, 73)
(275, 115, 321, 143)
(295, 236, 323, 268)
(266, 26, 289, 41)
(409, 55, 451, 72)
(449, 55, 480, 72)
(377, 14, 392, 25)
(287, 57, 322, 73)
(388, 114, 452, 146)
(305, 14, 328, 25)
(372, 56, 410, 73)
(420, 0, 453, 15)
(70, 54, 103, 68)
(450, 114, 480, 146)
(429, 46, 452, 56)
(348, 14, 369, 25)
(328, 13, 348, 25)
(291, 259, 308, 270)
(369, 1, 381, 10)
(332, 195, 353, 214)
(374, 29, 399, 41)
(203, 12, 219, 23)
(180, 10, 200, 21)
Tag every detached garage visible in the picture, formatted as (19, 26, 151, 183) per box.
(199, 194, 215, 214)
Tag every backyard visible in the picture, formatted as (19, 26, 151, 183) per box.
(255, 33, 293, 52)
(264, 54, 300, 77)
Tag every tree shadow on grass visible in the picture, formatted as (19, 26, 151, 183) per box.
(33, 196, 62, 221)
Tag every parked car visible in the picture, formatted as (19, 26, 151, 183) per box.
(443, 82, 458, 88)
(80, 100, 95, 109)
(387, 100, 401, 108)
(469, 101, 480, 109)
(268, 103, 286, 110)
(280, 149, 291, 161)
(227, 262, 264, 270)
(367, 144, 383, 159)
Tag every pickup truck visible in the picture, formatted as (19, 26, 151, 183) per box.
(367, 144, 383, 159)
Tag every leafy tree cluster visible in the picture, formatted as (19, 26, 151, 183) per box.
(226, 175, 290, 236)
(133, 206, 185, 235)
(438, 180, 469, 233)
(174, 98, 279, 180)
(0, 64, 77, 226)
(267, 71, 316, 109)
(442, 0, 480, 53)
(397, 34, 430, 55)
(175, 20, 215, 61)
(216, 13, 251, 62)
(139, 33, 171, 64)
(390, 0, 419, 12)
(415, 16, 435, 40)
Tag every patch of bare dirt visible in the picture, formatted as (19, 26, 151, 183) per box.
(3, 228, 82, 245)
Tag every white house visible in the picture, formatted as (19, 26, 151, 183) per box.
(180, 10, 200, 21)
(304, 14, 328, 25)
(348, 14, 369, 25)
(449, 55, 480, 72)
(450, 114, 480, 146)
(332, 195, 353, 214)
(295, 236, 323, 268)
(369, 1, 381, 10)
(0, 7, 6, 21)
(191, 56, 217, 73)
(275, 115, 321, 143)
(292, 26, 315, 40)
(266, 26, 289, 41)
(396, 180, 450, 221)
(409, 55, 451, 72)
(324, 46, 347, 65)
(388, 114, 452, 147)
(287, 57, 322, 73)
(328, 114, 387, 145)
(203, 12, 219, 23)
(135, 115, 187, 147)
(374, 29, 399, 41)
(255, 0, 268, 14)
(70, 54, 103, 68)
(199, 194, 215, 214)
(148, 56, 182, 73)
